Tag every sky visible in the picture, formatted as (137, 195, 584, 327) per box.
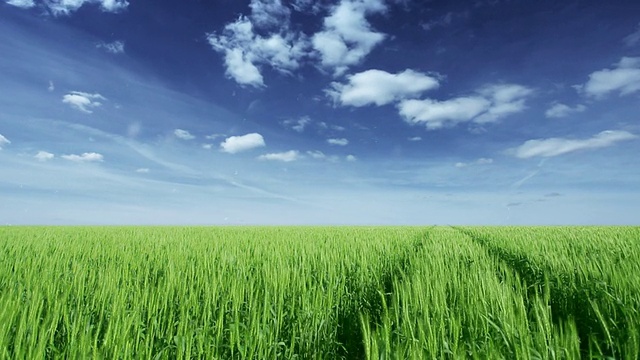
(1, 0, 639, 225)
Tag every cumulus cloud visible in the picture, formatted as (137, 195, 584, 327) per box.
(345, 154, 357, 161)
(545, 103, 587, 118)
(207, 1, 308, 87)
(174, 129, 195, 140)
(0, 134, 10, 149)
(283, 116, 311, 132)
(258, 150, 300, 162)
(513, 130, 637, 158)
(5, 0, 34, 8)
(62, 91, 106, 113)
(583, 57, 640, 98)
(327, 138, 349, 146)
(397, 84, 532, 129)
(97, 40, 125, 54)
(61, 152, 104, 162)
(624, 23, 640, 47)
(220, 133, 266, 153)
(327, 69, 440, 107)
(34, 151, 54, 161)
(312, 0, 387, 75)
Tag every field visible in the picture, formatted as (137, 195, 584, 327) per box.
(0, 226, 639, 359)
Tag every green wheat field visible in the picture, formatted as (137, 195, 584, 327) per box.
(1, 226, 639, 359)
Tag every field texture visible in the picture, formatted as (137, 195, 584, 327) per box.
(0, 226, 639, 359)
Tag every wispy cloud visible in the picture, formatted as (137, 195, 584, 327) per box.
(283, 116, 311, 132)
(345, 154, 357, 162)
(136, 168, 150, 173)
(328, 69, 440, 107)
(624, 23, 640, 47)
(5, 0, 34, 8)
(9, 0, 129, 15)
(455, 157, 493, 168)
(398, 83, 532, 129)
(0, 134, 10, 149)
(545, 102, 587, 118)
(582, 57, 640, 98)
(34, 150, 54, 161)
(513, 130, 637, 158)
(408, 136, 422, 141)
(61, 152, 104, 162)
(249, 0, 291, 29)
(421, 11, 469, 31)
(62, 91, 106, 113)
(306, 150, 340, 162)
(312, 0, 387, 75)
(327, 138, 349, 146)
(174, 129, 195, 140)
(257, 150, 300, 162)
(220, 133, 266, 153)
(97, 40, 125, 54)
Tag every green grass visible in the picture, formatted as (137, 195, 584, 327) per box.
(0, 226, 638, 359)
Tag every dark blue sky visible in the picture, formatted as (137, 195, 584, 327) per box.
(1, 0, 639, 224)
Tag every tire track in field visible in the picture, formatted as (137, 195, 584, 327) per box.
(335, 227, 431, 360)
(451, 226, 630, 358)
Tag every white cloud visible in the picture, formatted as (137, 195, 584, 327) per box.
(174, 129, 195, 140)
(397, 83, 532, 129)
(455, 157, 493, 168)
(34, 151, 54, 161)
(136, 168, 150, 173)
(48, 81, 55, 92)
(307, 150, 326, 159)
(312, 0, 387, 75)
(62, 91, 106, 113)
(345, 154, 357, 161)
(207, 8, 308, 87)
(220, 133, 266, 154)
(61, 152, 104, 162)
(202, 143, 213, 149)
(398, 97, 490, 129)
(624, 23, 640, 47)
(283, 116, 311, 132)
(249, 0, 291, 29)
(545, 103, 587, 118)
(408, 136, 422, 141)
(258, 150, 300, 162)
(205, 133, 226, 140)
(327, 138, 349, 146)
(328, 69, 440, 107)
(513, 130, 637, 159)
(583, 57, 640, 97)
(97, 40, 125, 54)
(41, 0, 128, 15)
(0, 134, 10, 149)
(474, 84, 533, 123)
(5, 0, 35, 8)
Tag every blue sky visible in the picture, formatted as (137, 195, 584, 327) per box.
(1, 0, 639, 225)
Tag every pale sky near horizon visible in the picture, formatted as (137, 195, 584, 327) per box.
(1, 0, 639, 225)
